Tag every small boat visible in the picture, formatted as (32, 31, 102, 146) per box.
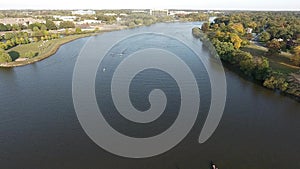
(102, 68, 106, 72)
(210, 161, 219, 169)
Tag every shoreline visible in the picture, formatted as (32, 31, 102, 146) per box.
(0, 34, 96, 68)
(195, 29, 300, 102)
(0, 27, 127, 68)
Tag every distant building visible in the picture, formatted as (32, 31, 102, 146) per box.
(72, 10, 96, 15)
(204, 10, 223, 14)
(104, 13, 117, 16)
(277, 38, 284, 42)
(246, 28, 253, 34)
(116, 17, 122, 22)
(119, 13, 128, 17)
(150, 9, 169, 16)
(53, 16, 77, 21)
(132, 10, 148, 14)
(76, 20, 102, 25)
(169, 10, 198, 16)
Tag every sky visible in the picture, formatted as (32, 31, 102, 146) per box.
(0, 0, 299, 10)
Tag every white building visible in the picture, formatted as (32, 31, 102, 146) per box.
(246, 28, 253, 34)
(76, 20, 102, 24)
(132, 10, 148, 14)
(53, 16, 77, 21)
(72, 10, 96, 15)
(169, 11, 198, 16)
(104, 13, 117, 16)
(120, 13, 128, 17)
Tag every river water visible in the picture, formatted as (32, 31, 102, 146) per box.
(0, 22, 300, 169)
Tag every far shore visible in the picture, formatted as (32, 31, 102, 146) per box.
(0, 27, 126, 68)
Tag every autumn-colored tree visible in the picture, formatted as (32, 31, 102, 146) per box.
(266, 39, 282, 55)
(230, 23, 244, 34)
(230, 33, 243, 49)
(247, 22, 257, 29)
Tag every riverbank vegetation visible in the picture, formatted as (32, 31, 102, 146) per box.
(0, 33, 94, 67)
(193, 11, 300, 99)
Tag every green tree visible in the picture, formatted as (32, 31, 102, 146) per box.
(259, 32, 271, 42)
(253, 57, 271, 81)
(292, 46, 300, 66)
(59, 21, 75, 29)
(266, 39, 282, 55)
(45, 20, 57, 30)
(24, 51, 36, 59)
(0, 23, 9, 31)
(75, 27, 82, 34)
(11, 24, 21, 31)
(28, 22, 42, 30)
(4, 33, 15, 40)
(201, 22, 209, 32)
(0, 49, 12, 63)
(263, 73, 288, 91)
(192, 27, 201, 38)
(0, 42, 7, 50)
(32, 26, 43, 37)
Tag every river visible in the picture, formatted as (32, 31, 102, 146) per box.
(0, 22, 300, 169)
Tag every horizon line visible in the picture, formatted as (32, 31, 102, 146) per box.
(0, 8, 299, 12)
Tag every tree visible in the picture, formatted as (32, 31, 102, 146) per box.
(32, 26, 43, 37)
(59, 21, 75, 29)
(292, 46, 300, 66)
(75, 27, 82, 34)
(230, 33, 243, 49)
(0, 49, 12, 63)
(40, 25, 49, 36)
(213, 40, 236, 62)
(0, 42, 7, 50)
(134, 19, 143, 25)
(263, 73, 288, 91)
(239, 58, 255, 76)
(5, 24, 11, 31)
(201, 22, 209, 32)
(192, 27, 201, 38)
(266, 39, 281, 55)
(45, 20, 57, 30)
(28, 22, 42, 30)
(11, 24, 21, 31)
(0, 23, 9, 31)
(230, 23, 244, 34)
(247, 22, 257, 29)
(5, 40, 13, 48)
(4, 33, 15, 40)
(24, 51, 36, 59)
(259, 32, 271, 42)
(253, 57, 271, 80)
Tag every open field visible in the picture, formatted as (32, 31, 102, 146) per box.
(241, 43, 300, 74)
(0, 33, 95, 67)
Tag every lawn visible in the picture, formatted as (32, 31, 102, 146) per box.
(2, 33, 94, 67)
(241, 43, 300, 74)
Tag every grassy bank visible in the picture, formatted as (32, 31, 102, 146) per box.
(0, 33, 95, 68)
(241, 44, 300, 74)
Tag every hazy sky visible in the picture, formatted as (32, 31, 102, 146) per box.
(1, 0, 299, 10)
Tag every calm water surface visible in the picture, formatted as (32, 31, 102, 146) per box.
(0, 22, 300, 169)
